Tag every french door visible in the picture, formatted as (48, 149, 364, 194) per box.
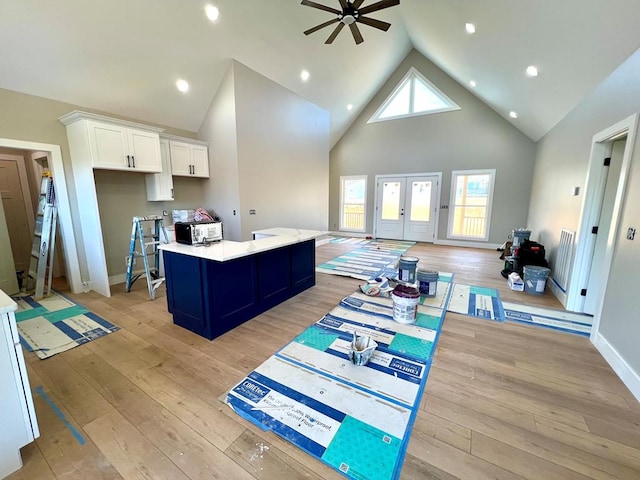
(374, 175, 440, 242)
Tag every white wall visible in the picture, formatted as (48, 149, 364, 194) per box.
(198, 61, 330, 241)
(330, 49, 537, 245)
(528, 46, 640, 396)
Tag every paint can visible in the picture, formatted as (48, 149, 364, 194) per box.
(398, 256, 419, 283)
(523, 265, 550, 294)
(417, 269, 439, 297)
(391, 284, 420, 324)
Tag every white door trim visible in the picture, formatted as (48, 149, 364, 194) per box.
(373, 172, 441, 242)
(0, 138, 82, 294)
(566, 114, 637, 319)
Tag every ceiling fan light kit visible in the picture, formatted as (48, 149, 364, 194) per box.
(302, 0, 400, 45)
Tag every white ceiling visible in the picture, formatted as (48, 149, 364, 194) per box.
(2, 0, 640, 146)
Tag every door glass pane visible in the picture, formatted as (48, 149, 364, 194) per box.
(410, 181, 431, 221)
(381, 182, 401, 220)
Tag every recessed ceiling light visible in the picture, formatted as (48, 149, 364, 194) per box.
(465, 23, 476, 34)
(469, 80, 477, 88)
(205, 4, 219, 22)
(176, 79, 189, 93)
(300, 70, 310, 82)
(526, 65, 539, 77)
(347, 104, 353, 111)
(509, 111, 518, 119)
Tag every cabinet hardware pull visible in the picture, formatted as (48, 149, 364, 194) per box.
(126, 154, 131, 168)
(132, 156, 135, 168)
(171, 188, 174, 198)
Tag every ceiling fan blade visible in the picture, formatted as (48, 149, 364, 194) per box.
(338, 0, 349, 9)
(358, 0, 400, 16)
(357, 15, 391, 31)
(304, 18, 340, 35)
(300, 0, 341, 15)
(349, 22, 364, 44)
(325, 22, 345, 44)
(352, 0, 366, 8)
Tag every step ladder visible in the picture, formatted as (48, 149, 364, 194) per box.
(26, 173, 57, 300)
(125, 215, 169, 300)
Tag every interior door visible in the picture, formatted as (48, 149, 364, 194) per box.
(375, 177, 406, 240)
(584, 139, 625, 314)
(403, 176, 438, 242)
(0, 197, 19, 294)
(0, 159, 32, 272)
(375, 175, 439, 242)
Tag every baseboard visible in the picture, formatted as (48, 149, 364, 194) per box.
(592, 331, 640, 403)
(108, 272, 146, 286)
(330, 231, 368, 238)
(549, 278, 569, 309)
(434, 239, 501, 250)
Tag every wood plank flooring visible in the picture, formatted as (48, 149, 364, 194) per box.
(8, 242, 640, 480)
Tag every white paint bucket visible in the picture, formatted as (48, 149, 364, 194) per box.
(391, 285, 420, 324)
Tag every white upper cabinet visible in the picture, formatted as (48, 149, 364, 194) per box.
(169, 139, 210, 178)
(146, 139, 174, 201)
(59, 111, 163, 173)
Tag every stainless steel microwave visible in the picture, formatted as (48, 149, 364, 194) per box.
(174, 221, 222, 245)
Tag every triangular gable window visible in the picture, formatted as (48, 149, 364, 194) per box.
(369, 67, 460, 123)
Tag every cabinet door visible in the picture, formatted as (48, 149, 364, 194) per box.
(190, 145, 210, 178)
(169, 141, 192, 176)
(127, 129, 161, 173)
(87, 121, 129, 170)
(145, 139, 174, 201)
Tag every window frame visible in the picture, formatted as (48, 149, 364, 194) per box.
(368, 67, 460, 123)
(339, 175, 367, 233)
(447, 169, 496, 241)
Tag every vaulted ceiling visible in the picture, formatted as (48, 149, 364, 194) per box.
(2, 0, 640, 147)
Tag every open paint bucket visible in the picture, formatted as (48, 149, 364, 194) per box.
(398, 256, 419, 283)
(391, 284, 420, 324)
(349, 334, 378, 366)
(417, 269, 439, 297)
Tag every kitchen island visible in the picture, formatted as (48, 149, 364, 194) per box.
(159, 229, 326, 340)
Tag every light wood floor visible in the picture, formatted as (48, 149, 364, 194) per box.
(8, 242, 640, 480)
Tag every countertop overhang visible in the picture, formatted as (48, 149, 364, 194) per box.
(159, 228, 326, 262)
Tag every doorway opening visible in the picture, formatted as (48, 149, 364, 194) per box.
(373, 173, 441, 242)
(0, 138, 81, 294)
(563, 114, 638, 319)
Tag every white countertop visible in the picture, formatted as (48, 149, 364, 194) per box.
(0, 289, 18, 314)
(159, 228, 326, 262)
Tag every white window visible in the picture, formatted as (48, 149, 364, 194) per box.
(369, 67, 460, 123)
(340, 176, 367, 232)
(447, 170, 496, 241)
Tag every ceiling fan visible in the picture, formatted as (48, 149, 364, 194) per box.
(302, 0, 400, 45)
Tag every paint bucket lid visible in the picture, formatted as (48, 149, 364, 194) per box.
(417, 269, 439, 280)
(391, 284, 420, 299)
(399, 256, 419, 266)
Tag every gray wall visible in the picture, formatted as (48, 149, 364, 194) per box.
(528, 47, 640, 373)
(0, 87, 202, 281)
(198, 64, 243, 241)
(199, 61, 330, 241)
(330, 49, 537, 244)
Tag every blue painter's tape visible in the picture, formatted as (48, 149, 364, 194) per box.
(35, 386, 86, 445)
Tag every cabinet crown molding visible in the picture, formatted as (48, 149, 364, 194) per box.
(160, 133, 208, 146)
(58, 110, 164, 133)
